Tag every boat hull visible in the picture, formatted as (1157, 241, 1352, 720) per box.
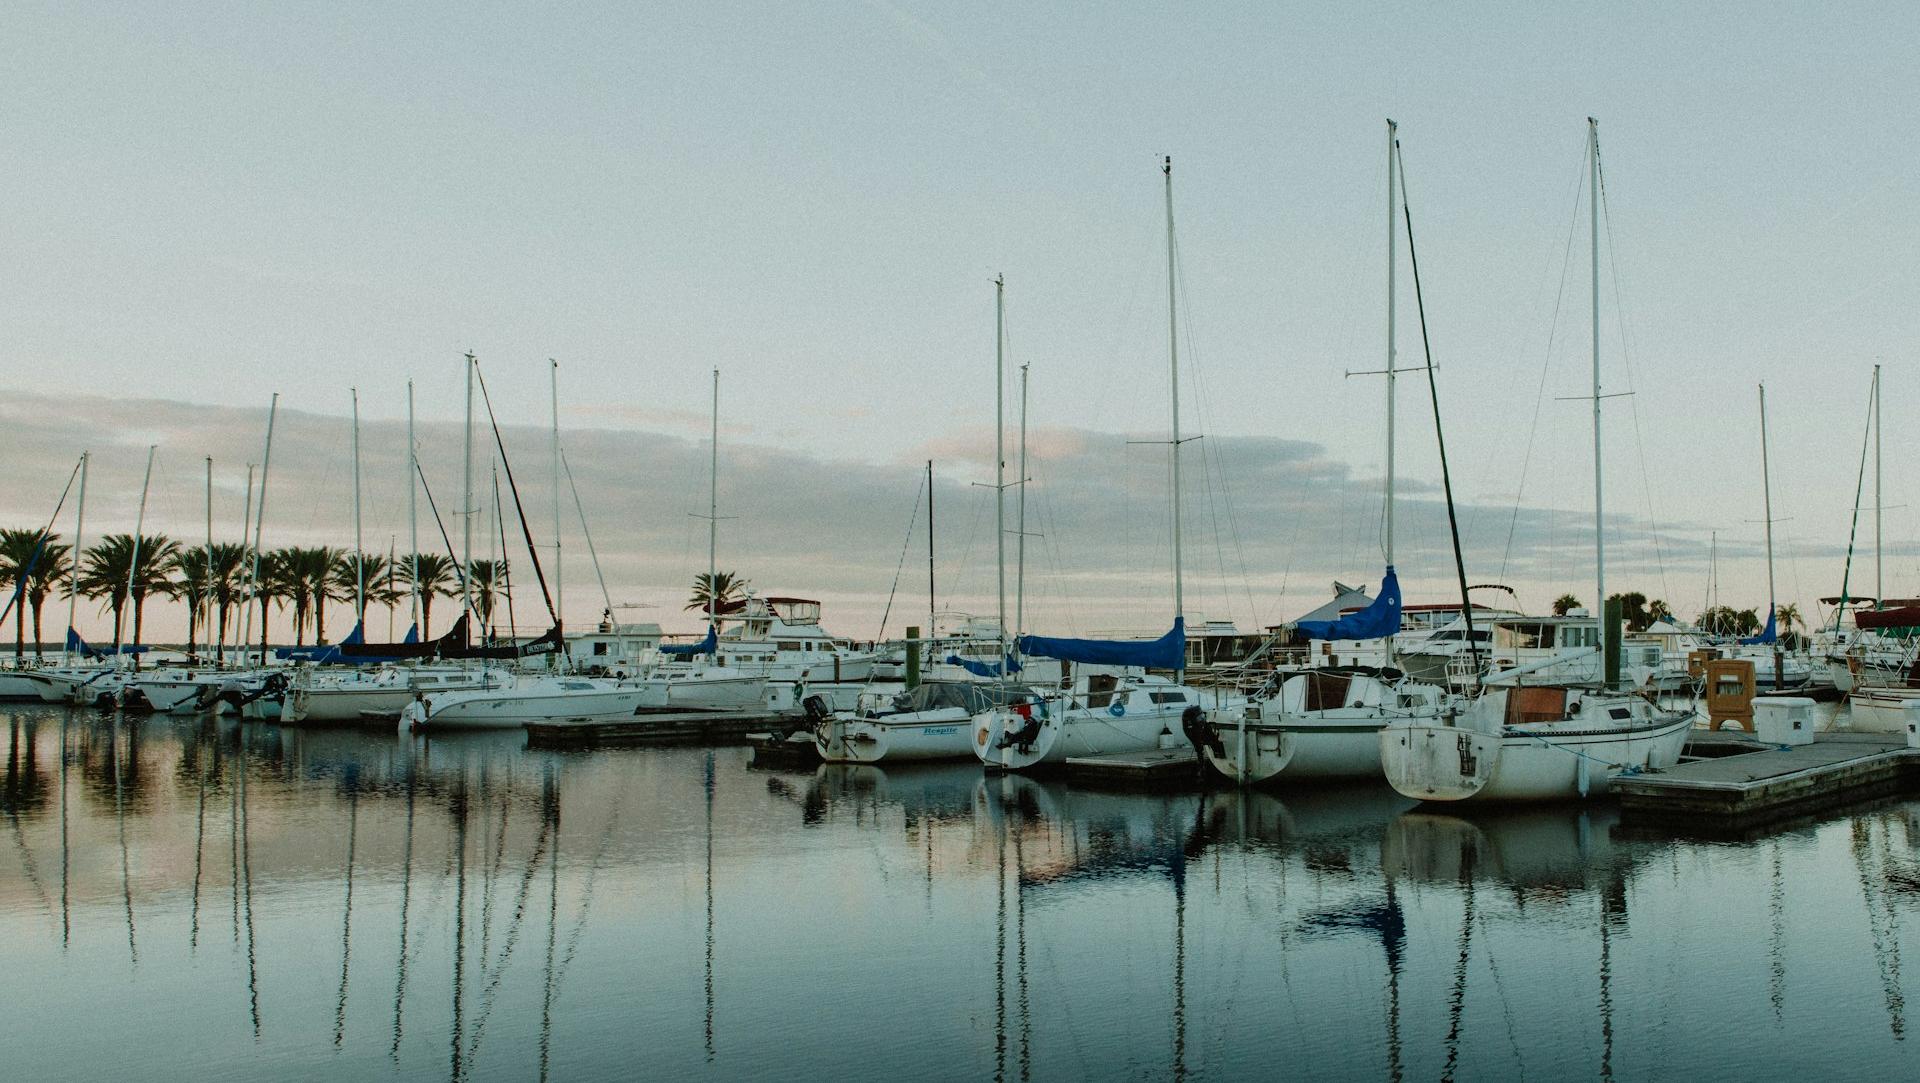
(1847, 687, 1920, 733)
(1380, 713, 1694, 803)
(816, 710, 975, 764)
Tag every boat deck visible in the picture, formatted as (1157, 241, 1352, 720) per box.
(1614, 728, 1917, 827)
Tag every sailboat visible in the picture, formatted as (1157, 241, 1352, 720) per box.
(971, 159, 1207, 771)
(1378, 119, 1694, 803)
(1201, 122, 1457, 785)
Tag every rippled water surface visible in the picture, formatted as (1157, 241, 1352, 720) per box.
(5, 703, 1920, 1080)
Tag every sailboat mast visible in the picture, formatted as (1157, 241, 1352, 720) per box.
(204, 456, 214, 660)
(1165, 157, 1185, 640)
(352, 388, 364, 625)
(1759, 384, 1776, 621)
(117, 445, 157, 668)
(408, 380, 421, 635)
(242, 395, 279, 660)
(63, 452, 87, 666)
(462, 354, 476, 633)
(1588, 118, 1606, 628)
(552, 360, 563, 639)
(927, 459, 935, 635)
(995, 275, 1007, 655)
(708, 368, 719, 636)
(1385, 119, 1398, 570)
(1874, 363, 1882, 607)
(1016, 362, 1029, 643)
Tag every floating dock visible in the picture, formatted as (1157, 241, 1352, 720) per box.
(526, 708, 795, 749)
(1615, 729, 1916, 829)
(1063, 745, 1201, 787)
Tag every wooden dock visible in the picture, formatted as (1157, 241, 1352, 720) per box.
(1063, 745, 1201, 787)
(525, 708, 796, 749)
(1615, 729, 1918, 828)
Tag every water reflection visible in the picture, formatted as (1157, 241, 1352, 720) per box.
(8, 704, 1920, 1079)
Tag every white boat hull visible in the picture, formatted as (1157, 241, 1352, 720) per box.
(1847, 687, 1920, 733)
(973, 685, 1194, 772)
(1380, 712, 1694, 803)
(817, 710, 974, 763)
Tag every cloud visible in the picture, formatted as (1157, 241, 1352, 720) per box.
(0, 390, 1850, 643)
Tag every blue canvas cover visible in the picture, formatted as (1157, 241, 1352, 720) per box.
(1295, 567, 1402, 641)
(1016, 617, 1186, 670)
(1739, 607, 1777, 645)
(945, 653, 1023, 677)
(660, 626, 718, 657)
(66, 628, 149, 658)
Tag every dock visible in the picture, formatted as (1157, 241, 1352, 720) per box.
(1615, 729, 1918, 829)
(1063, 745, 1201, 787)
(526, 708, 797, 749)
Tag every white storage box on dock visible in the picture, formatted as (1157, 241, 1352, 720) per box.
(1905, 701, 1920, 750)
(1753, 697, 1817, 746)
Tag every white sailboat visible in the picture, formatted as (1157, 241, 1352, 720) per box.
(972, 160, 1206, 771)
(1203, 121, 1458, 785)
(1379, 119, 1694, 803)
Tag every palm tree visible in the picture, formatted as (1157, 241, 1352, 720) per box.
(330, 551, 402, 637)
(0, 528, 55, 661)
(203, 542, 248, 660)
(1777, 602, 1804, 649)
(251, 548, 294, 653)
(686, 571, 749, 616)
(266, 546, 338, 646)
(1647, 599, 1673, 625)
(1551, 593, 1581, 617)
(469, 559, 509, 636)
(404, 552, 460, 638)
(24, 540, 71, 661)
(170, 547, 213, 658)
(74, 533, 182, 650)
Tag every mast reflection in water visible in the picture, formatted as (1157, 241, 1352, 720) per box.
(6, 702, 1920, 1079)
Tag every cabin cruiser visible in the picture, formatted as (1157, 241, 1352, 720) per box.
(398, 667, 769, 731)
(816, 679, 1038, 764)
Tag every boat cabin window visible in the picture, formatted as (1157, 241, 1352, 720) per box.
(593, 642, 608, 656)
(560, 681, 595, 691)
(777, 641, 801, 652)
(1495, 623, 1555, 650)
(1303, 671, 1351, 712)
(1561, 626, 1599, 649)
(1085, 674, 1120, 708)
(1149, 691, 1187, 704)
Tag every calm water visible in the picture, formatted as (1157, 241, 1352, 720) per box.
(4, 704, 1920, 1081)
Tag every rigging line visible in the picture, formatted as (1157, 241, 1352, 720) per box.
(1597, 149, 1674, 604)
(1398, 141, 1483, 682)
(1832, 388, 1874, 629)
(0, 454, 83, 630)
(874, 472, 927, 642)
(560, 451, 615, 619)
(416, 462, 475, 606)
(1500, 138, 1590, 581)
(473, 366, 557, 625)
(494, 459, 518, 642)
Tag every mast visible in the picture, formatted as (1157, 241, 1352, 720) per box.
(1874, 364, 1882, 608)
(240, 395, 279, 662)
(461, 354, 475, 636)
(238, 465, 255, 655)
(407, 381, 420, 635)
(708, 368, 719, 639)
(1016, 362, 1029, 644)
(1385, 119, 1398, 572)
(551, 359, 563, 643)
(1165, 157, 1185, 644)
(995, 274, 1007, 656)
(204, 456, 213, 661)
(117, 445, 157, 669)
(1589, 118, 1606, 633)
(352, 388, 364, 627)
(63, 453, 88, 666)
(1759, 384, 1776, 623)
(927, 460, 935, 636)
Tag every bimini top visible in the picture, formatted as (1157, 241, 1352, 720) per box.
(1295, 567, 1402, 642)
(1017, 618, 1186, 670)
(1855, 606, 1920, 631)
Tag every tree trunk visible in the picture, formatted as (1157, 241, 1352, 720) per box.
(13, 594, 22, 662)
(259, 596, 270, 658)
(30, 598, 43, 661)
(133, 593, 145, 649)
(186, 596, 198, 658)
(422, 595, 434, 640)
(315, 593, 327, 645)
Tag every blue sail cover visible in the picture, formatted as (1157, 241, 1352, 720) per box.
(660, 626, 718, 657)
(403, 623, 419, 644)
(66, 628, 149, 658)
(1296, 567, 1403, 641)
(1739, 607, 1778, 645)
(945, 653, 1023, 677)
(1016, 618, 1186, 670)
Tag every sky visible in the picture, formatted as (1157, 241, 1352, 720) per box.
(3, 2, 1916, 641)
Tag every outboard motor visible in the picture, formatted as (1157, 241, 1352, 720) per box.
(781, 693, 833, 741)
(1181, 704, 1223, 760)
